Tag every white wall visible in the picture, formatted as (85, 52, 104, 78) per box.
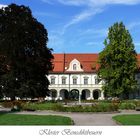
(47, 73, 102, 86)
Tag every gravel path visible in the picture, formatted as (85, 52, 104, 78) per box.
(14, 110, 140, 126)
(1, 106, 140, 126)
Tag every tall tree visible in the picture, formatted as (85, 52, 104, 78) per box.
(0, 4, 53, 100)
(98, 22, 138, 99)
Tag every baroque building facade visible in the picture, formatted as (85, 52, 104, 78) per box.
(47, 53, 104, 101)
(47, 53, 140, 101)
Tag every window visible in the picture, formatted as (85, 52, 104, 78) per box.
(62, 77, 66, 85)
(73, 78, 77, 85)
(95, 79, 98, 84)
(84, 78, 88, 85)
(73, 64, 77, 70)
(51, 77, 55, 85)
(95, 77, 99, 85)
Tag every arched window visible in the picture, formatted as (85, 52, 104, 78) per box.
(73, 64, 77, 70)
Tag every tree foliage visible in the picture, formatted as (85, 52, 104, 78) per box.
(0, 4, 53, 100)
(98, 22, 138, 99)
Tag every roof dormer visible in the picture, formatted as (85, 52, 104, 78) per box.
(66, 59, 83, 72)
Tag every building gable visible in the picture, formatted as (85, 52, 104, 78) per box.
(66, 58, 84, 72)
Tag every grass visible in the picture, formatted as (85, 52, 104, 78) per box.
(113, 114, 140, 125)
(0, 113, 73, 125)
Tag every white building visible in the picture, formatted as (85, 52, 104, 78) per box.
(47, 53, 105, 101)
(47, 53, 140, 100)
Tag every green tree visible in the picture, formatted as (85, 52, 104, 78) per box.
(0, 4, 53, 100)
(98, 22, 138, 99)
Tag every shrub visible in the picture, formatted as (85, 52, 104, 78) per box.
(2, 100, 24, 112)
(81, 100, 112, 103)
(62, 103, 118, 112)
(22, 102, 64, 111)
(51, 103, 65, 111)
(131, 100, 140, 107)
(92, 103, 118, 112)
(2, 101, 13, 108)
(121, 100, 140, 106)
(20, 102, 119, 112)
(119, 102, 136, 110)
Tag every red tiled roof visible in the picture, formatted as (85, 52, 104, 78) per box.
(51, 53, 99, 73)
(50, 53, 140, 73)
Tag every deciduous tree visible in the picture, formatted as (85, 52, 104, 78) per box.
(98, 22, 138, 99)
(0, 4, 53, 100)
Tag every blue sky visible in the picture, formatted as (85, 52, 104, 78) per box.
(1, 0, 140, 53)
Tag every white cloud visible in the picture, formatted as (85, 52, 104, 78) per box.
(55, 0, 140, 33)
(58, 0, 87, 6)
(62, 8, 103, 33)
(80, 28, 107, 37)
(73, 27, 107, 46)
(41, 0, 140, 34)
(42, 0, 140, 7)
(41, 0, 54, 4)
(0, 4, 7, 9)
(91, 0, 140, 6)
(62, 9, 102, 34)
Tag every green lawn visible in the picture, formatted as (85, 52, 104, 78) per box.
(113, 114, 140, 125)
(0, 113, 73, 125)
